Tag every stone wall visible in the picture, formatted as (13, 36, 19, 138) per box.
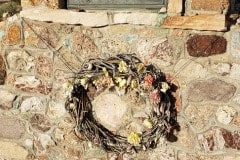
(0, 0, 239, 159)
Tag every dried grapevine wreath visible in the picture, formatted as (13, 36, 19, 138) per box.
(64, 54, 176, 153)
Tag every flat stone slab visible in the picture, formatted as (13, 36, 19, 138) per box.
(92, 93, 129, 131)
(20, 7, 161, 27)
(187, 78, 236, 102)
(161, 14, 226, 31)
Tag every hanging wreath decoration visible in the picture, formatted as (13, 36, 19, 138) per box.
(64, 54, 176, 153)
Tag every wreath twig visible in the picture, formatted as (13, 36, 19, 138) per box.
(65, 54, 176, 153)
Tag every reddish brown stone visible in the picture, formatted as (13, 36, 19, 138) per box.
(36, 56, 53, 78)
(221, 129, 240, 150)
(30, 114, 51, 132)
(4, 25, 21, 45)
(0, 55, 6, 85)
(12, 75, 52, 95)
(37, 27, 59, 49)
(187, 35, 227, 57)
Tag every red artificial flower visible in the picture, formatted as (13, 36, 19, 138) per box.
(144, 75, 153, 87)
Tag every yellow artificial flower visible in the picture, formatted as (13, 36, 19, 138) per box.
(160, 82, 170, 93)
(127, 132, 141, 145)
(102, 67, 109, 77)
(62, 81, 72, 89)
(69, 103, 75, 110)
(130, 79, 138, 89)
(118, 60, 128, 73)
(115, 77, 127, 89)
(137, 63, 146, 74)
(143, 119, 153, 129)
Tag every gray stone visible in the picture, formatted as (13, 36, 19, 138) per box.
(184, 104, 217, 131)
(216, 106, 236, 125)
(0, 116, 25, 139)
(0, 141, 28, 160)
(92, 93, 129, 131)
(0, 90, 16, 110)
(6, 50, 35, 72)
(37, 133, 55, 149)
(174, 59, 209, 80)
(231, 31, 240, 60)
(188, 78, 236, 102)
(230, 63, 240, 79)
(211, 62, 231, 75)
(20, 97, 46, 113)
(233, 94, 240, 104)
(136, 38, 174, 66)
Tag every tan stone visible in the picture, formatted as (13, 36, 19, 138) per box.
(191, 0, 230, 12)
(161, 14, 226, 31)
(20, 8, 109, 27)
(168, 0, 183, 14)
(0, 141, 28, 160)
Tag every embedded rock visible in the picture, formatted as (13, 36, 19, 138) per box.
(0, 116, 25, 139)
(216, 106, 236, 125)
(191, 0, 229, 12)
(20, 97, 46, 113)
(187, 35, 227, 57)
(230, 63, 240, 80)
(0, 55, 6, 84)
(161, 14, 226, 31)
(188, 78, 236, 102)
(36, 55, 53, 78)
(0, 90, 16, 110)
(136, 38, 174, 66)
(72, 32, 99, 59)
(92, 93, 129, 131)
(0, 141, 28, 160)
(6, 50, 35, 72)
(30, 114, 51, 132)
(184, 104, 217, 131)
(47, 101, 66, 119)
(4, 25, 21, 45)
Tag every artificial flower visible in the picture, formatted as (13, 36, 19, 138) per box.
(115, 77, 127, 89)
(118, 60, 128, 73)
(127, 132, 141, 145)
(144, 75, 153, 88)
(143, 119, 153, 129)
(80, 78, 89, 89)
(102, 67, 109, 77)
(149, 89, 161, 104)
(160, 82, 170, 93)
(137, 63, 146, 74)
(63, 81, 73, 97)
(69, 103, 75, 109)
(130, 79, 138, 89)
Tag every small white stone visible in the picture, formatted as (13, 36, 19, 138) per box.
(211, 63, 230, 75)
(159, 7, 167, 13)
(233, 94, 240, 104)
(47, 101, 66, 119)
(24, 139, 33, 148)
(38, 134, 55, 149)
(20, 97, 45, 113)
(216, 106, 236, 125)
(230, 63, 240, 79)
